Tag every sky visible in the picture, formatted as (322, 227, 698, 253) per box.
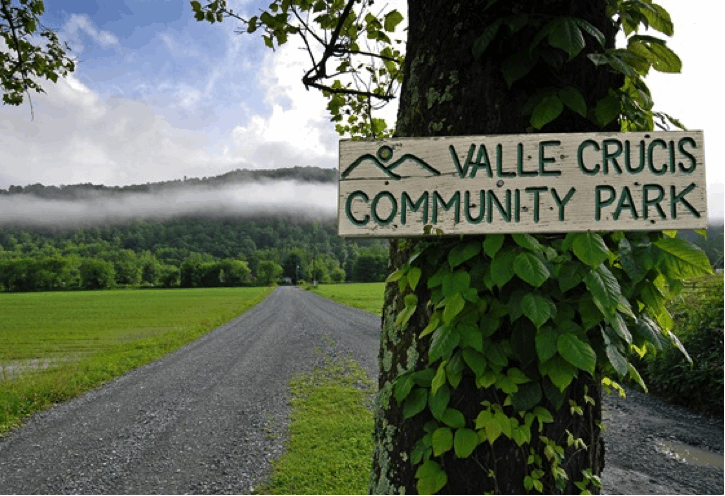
(0, 0, 722, 223)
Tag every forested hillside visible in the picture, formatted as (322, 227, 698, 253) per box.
(0, 167, 388, 292)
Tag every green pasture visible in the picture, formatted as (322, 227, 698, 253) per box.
(0, 287, 272, 432)
(312, 283, 385, 315)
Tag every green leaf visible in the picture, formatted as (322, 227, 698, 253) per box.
(454, 428, 479, 458)
(541, 354, 577, 391)
(530, 94, 564, 129)
(383, 10, 404, 32)
(416, 460, 447, 495)
(428, 383, 451, 419)
(585, 265, 623, 317)
(535, 326, 558, 362)
(605, 344, 628, 376)
(432, 361, 447, 394)
(490, 249, 517, 288)
(408, 267, 422, 290)
(558, 86, 587, 117)
(432, 427, 453, 456)
(404, 388, 428, 419)
(618, 237, 647, 283)
(483, 234, 505, 258)
(484, 417, 503, 444)
(429, 326, 460, 363)
(511, 382, 543, 411)
(420, 312, 441, 338)
(559, 261, 585, 292)
(572, 17, 605, 47)
(190, 1, 201, 12)
(571, 232, 610, 267)
(462, 348, 487, 377)
(472, 19, 502, 60)
(513, 252, 550, 288)
(512, 233, 544, 252)
(558, 334, 596, 374)
(442, 270, 471, 296)
(449, 241, 482, 268)
(459, 324, 483, 352)
(441, 408, 466, 429)
(521, 292, 554, 328)
(501, 49, 538, 87)
(654, 237, 713, 279)
(442, 292, 466, 324)
(547, 17, 585, 58)
(594, 93, 621, 127)
(394, 373, 415, 403)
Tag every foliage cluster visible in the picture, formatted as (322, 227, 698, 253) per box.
(0, 286, 272, 432)
(634, 275, 724, 417)
(0, 217, 390, 291)
(388, 228, 711, 493)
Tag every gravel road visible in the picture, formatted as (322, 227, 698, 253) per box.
(1, 286, 722, 494)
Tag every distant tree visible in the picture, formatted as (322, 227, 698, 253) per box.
(330, 267, 346, 283)
(217, 258, 251, 286)
(256, 259, 283, 286)
(282, 249, 307, 285)
(79, 259, 115, 290)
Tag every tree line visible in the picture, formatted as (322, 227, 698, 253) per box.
(0, 217, 389, 292)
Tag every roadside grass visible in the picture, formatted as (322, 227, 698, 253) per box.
(262, 354, 375, 495)
(0, 287, 273, 433)
(312, 283, 385, 315)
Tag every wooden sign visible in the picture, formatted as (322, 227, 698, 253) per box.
(338, 131, 707, 238)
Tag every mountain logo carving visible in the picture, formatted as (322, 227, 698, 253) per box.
(341, 145, 440, 180)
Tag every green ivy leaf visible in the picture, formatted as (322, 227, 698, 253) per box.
(448, 241, 481, 268)
(558, 333, 596, 374)
(530, 94, 564, 129)
(462, 348, 487, 377)
(558, 86, 587, 117)
(559, 261, 586, 292)
(541, 354, 577, 391)
(654, 237, 713, 279)
(547, 17, 586, 58)
(594, 93, 621, 127)
(521, 292, 554, 328)
(459, 324, 483, 352)
(512, 233, 544, 252)
(441, 408, 466, 429)
(605, 344, 628, 376)
(442, 292, 466, 324)
(535, 326, 558, 362)
(585, 265, 623, 318)
(483, 234, 505, 258)
(442, 270, 471, 296)
(429, 326, 460, 363)
(502, 49, 538, 87)
(454, 428, 480, 458)
(432, 427, 453, 456)
(514, 252, 550, 288)
(490, 249, 517, 288)
(428, 383, 451, 420)
(408, 267, 422, 290)
(394, 372, 415, 403)
(571, 232, 610, 267)
(404, 388, 428, 419)
(416, 460, 447, 495)
(383, 10, 404, 32)
(483, 416, 503, 444)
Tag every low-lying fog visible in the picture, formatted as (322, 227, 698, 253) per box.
(0, 180, 338, 228)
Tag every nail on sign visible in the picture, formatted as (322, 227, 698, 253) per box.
(337, 131, 707, 238)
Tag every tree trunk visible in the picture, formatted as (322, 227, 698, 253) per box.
(370, 1, 621, 493)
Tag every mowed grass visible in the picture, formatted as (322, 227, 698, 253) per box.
(0, 287, 272, 433)
(263, 355, 375, 495)
(312, 283, 385, 315)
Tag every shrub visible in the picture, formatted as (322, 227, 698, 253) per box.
(638, 275, 724, 417)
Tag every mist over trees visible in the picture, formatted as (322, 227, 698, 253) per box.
(0, 167, 389, 292)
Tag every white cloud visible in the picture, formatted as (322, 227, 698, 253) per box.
(63, 14, 120, 52)
(0, 181, 337, 228)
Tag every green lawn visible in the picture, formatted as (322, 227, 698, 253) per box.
(312, 283, 385, 315)
(0, 287, 272, 432)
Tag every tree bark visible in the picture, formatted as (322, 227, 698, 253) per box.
(370, 1, 620, 493)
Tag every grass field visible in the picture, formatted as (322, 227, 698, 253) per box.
(0, 287, 272, 432)
(311, 283, 385, 316)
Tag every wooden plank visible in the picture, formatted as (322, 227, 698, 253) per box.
(338, 131, 707, 237)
